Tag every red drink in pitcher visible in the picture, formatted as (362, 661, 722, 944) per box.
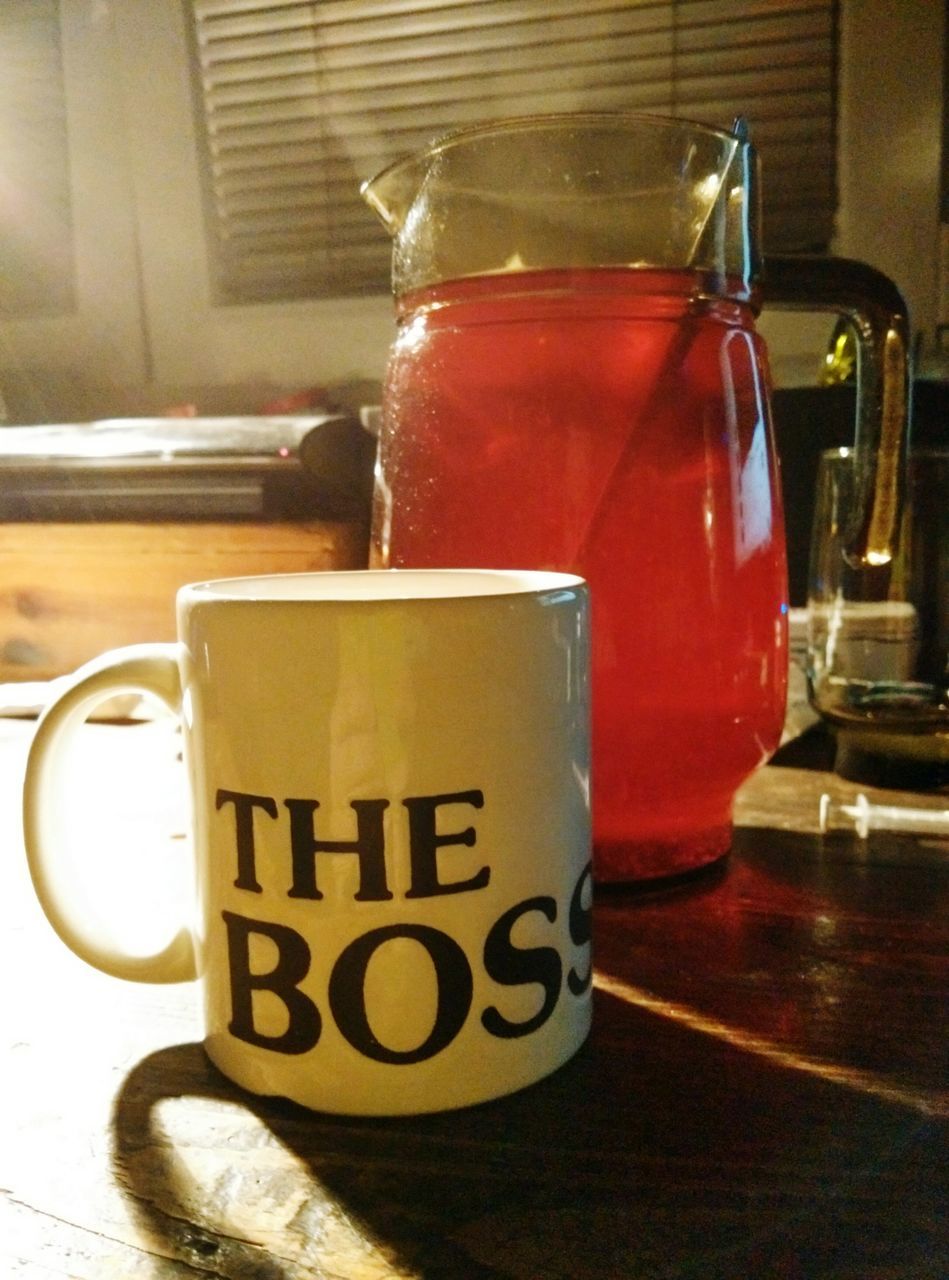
(373, 267, 789, 881)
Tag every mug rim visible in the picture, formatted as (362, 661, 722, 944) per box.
(178, 567, 587, 605)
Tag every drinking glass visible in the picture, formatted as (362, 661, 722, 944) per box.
(808, 447, 949, 787)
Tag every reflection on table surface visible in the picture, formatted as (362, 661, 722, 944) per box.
(2, 717, 946, 1280)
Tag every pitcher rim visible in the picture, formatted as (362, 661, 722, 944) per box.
(361, 110, 744, 198)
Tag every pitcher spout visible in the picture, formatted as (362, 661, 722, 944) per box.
(361, 156, 421, 237)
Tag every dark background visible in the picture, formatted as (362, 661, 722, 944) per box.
(773, 381, 949, 605)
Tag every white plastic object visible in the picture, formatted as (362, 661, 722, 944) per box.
(819, 791, 949, 840)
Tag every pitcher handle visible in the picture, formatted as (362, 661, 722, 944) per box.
(763, 254, 910, 567)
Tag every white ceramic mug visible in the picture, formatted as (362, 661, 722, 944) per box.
(23, 569, 592, 1115)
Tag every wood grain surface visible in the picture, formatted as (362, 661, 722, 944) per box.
(0, 521, 368, 682)
(2, 720, 946, 1279)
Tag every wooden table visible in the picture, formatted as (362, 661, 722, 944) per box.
(2, 716, 946, 1279)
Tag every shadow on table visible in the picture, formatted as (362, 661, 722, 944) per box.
(111, 979, 945, 1280)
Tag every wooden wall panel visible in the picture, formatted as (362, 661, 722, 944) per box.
(0, 521, 368, 682)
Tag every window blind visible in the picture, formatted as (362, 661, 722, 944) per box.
(188, 0, 838, 304)
(0, 0, 74, 316)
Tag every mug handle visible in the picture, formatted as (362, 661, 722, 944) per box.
(22, 644, 198, 984)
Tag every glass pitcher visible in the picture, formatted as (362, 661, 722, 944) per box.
(362, 113, 910, 883)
